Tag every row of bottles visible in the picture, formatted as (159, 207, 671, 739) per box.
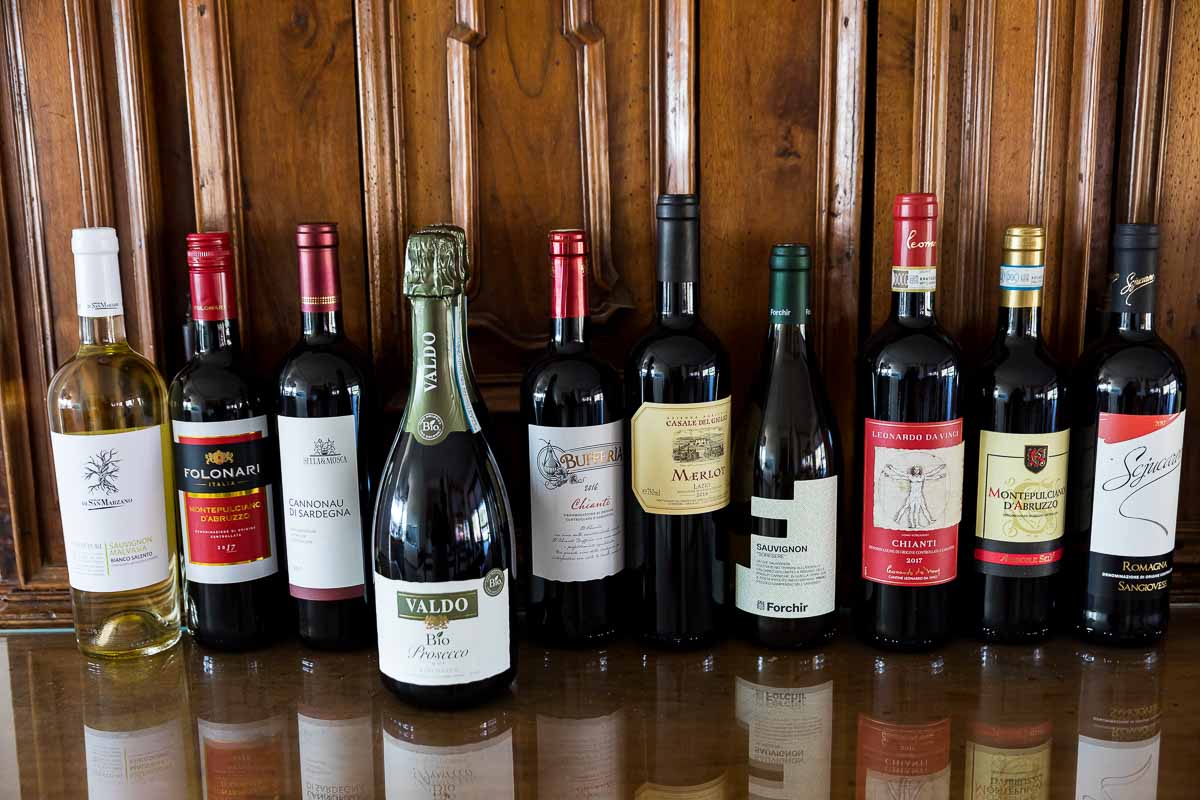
(32, 640, 1165, 798)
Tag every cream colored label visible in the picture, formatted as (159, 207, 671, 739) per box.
(636, 774, 727, 799)
(964, 740, 1050, 800)
(631, 398, 732, 515)
(975, 429, 1068, 542)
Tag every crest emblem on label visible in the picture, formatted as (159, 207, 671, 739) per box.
(1024, 444, 1048, 474)
(205, 449, 234, 465)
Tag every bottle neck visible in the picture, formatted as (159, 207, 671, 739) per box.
(550, 249, 590, 352)
(890, 215, 938, 322)
(767, 267, 811, 349)
(194, 319, 241, 354)
(997, 304, 1042, 340)
(1113, 311, 1156, 334)
(551, 317, 589, 352)
(189, 266, 239, 355)
(302, 310, 343, 340)
(1105, 252, 1158, 335)
(298, 244, 343, 341)
(403, 295, 476, 444)
(891, 290, 935, 321)
(657, 281, 698, 324)
(77, 313, 129, 349)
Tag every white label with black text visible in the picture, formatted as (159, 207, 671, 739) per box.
(527, 421, 625, 583)
(84, 719, 186, 800)
(736, 477, 837, 618)
(51, 426, 170, 593)
(277, 414, 366, 597)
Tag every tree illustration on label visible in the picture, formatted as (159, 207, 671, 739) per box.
(83, 449, 121, 495)
(879, 459, 946, 529)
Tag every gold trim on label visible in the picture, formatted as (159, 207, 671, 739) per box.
(182, 488, 265, 499)
(1001, 288, 1042, 308)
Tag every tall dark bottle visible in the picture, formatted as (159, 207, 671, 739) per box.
(966, 226, 1069, 642)
(732, 244, 840, 647)
(521, 229, 624, 644)
(856, 193, 963, 650)
(372, 225, 517, 707)
(276, 223, 374, 649)
(1069, 224, 1186, 645)
(626, 194, 732, 648)
(169, 232, 284, 650)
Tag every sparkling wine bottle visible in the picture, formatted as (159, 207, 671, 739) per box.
(372, 225, 517, 708)
(521, 229, 625, 645)
(276, 223, 374, 649)
(47, 227, 182, 657)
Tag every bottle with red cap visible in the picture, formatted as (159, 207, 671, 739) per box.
(169, 231, 286, 650)
(855, 193, 964, 650)
(275, 222, 375, 649)
(520, 229, 625, 644)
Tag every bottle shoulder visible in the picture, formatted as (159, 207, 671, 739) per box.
(976, 339, 1065, 391)
(276, 340, 371, 399)
(627, 321, 730, 372)
(862, 319, 962, 374)
(169, 353, 267, 419)
(523, 349, 620, 394)
(48, 347, 170, 430)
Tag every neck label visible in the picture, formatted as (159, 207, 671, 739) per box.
(891, 267, 937, 293)
(999, 264, 1044, 291)
(190, 270, 237, 321)
(75, 254, 124, 317)
(403, 299, 478, 445)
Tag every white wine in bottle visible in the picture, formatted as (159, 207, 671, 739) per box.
(47, 227, 182, 657)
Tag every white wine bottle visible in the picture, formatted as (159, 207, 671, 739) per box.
(372, 225, 517, 708)
(47, 227, 182, 657)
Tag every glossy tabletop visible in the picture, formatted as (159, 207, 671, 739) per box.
(2, 609, 1198, 799)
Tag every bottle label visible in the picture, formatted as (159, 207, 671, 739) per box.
(74, 256, 124, 318)
(189, 269, 237, 321)
(297, 714, 374, 800)
(277, 414, 366, 599)
(537, 711, 623, 798)
(84, 719, 187, 799)
(963, 739, 1050, 800)
(735, 477, 837, 618)
(527, 421, 625, 583)
(173, 416, 278, 584)
(374, 571, 510, 687)
(630, 397, 733, 515)
(198, 717, 287, 799)
(1086, 411, 1184, 600)
(402, 299, 478, 446)
(999, 264, 1045, 291)
(861, 419, 964, 586)
(890, 267, 937, 292)
(856, 716, 951, 798)
(734, 678, 833, 797)
(384, 727, 515, 799)
(1075, 734, 1160, 800)
(1107, 268, 1157, 314)
(50, 426, 171, 593)
(974, 429, 1069, 577)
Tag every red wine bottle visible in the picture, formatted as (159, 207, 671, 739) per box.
(169, 232, 285, 650)
(856, 193, 964, 650)
(732, 244, 840, 648)
(1069, 223, 1186, 644)
(275, 223, 374, 649)
(965, 226, 1068, 642)
(626, 194, 732, 648)
(520, 229, 624, 644)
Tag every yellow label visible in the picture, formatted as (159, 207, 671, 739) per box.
(964, 740, 1050, 800)
(975, 429, 1068, 542)
(631, 398, 732, 515)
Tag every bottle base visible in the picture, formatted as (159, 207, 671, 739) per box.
(1078, 625, 1165, 647)
(638, 630, 719, 650)
(77, 623, 182, 659)
(976, 624, 1051, 644)
(858, 630, 948, 653)
(380, 669, 515, 709)
(189, 628, 272, 652)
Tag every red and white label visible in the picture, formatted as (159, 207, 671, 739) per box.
(861, 419, 964, 586)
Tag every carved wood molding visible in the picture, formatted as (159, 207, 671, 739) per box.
(563, 0, 618, 295)
(64, 0, 115, 228)
(448, 0, 483, 294)
(0, 585, 72, 629)
(355, 0, 409, 379)
(112, 0, 164, 364)
(651, 0, 695, 196)
(1054, 0, 1109, 354)
(180, 0, 249, 329)
(2, 0, 56, 378)
(954, 0, 995, 331)
(1117, 0, 1175, 223)
(911, 0, 950, 199)
(1027, 0, 1060, 223)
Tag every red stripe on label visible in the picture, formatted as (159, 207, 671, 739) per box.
(1097, 412, 1182, 444)
(974, 547, 1063, 566)
(178, 431, 263, 445)
(289, 583, 365, 601)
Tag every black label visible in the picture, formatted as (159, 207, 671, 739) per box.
(1086, 552, 1172, 600)
(1106, 267, 1157, 314)
(175, 435, 271, 494)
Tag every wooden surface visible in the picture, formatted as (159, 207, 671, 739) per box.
(0, 1, 1197, 622)
(4, 610, 1200, 797)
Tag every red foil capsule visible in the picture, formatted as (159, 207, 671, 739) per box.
(296, 222, 341, 312)
(186, 232, 237, 321)
(549, 229, 589, 320)
(892, 192, 939, 267)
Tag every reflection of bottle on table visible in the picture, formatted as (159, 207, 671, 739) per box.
(1075, 649, 1162, 800)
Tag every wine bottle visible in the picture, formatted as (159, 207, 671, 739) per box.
(521, 229, 625, 644)
(1069, 223, 1186, 644)
(276, 223, 374, 649)
(169, 232, 285, 650)
(733, 243, 840, 648)
(372, 225, 517, 708)
(856, 193, 964, 650)
(966, 226, 1068, 642)
(627, 194, 732, 648)
(47, 227, 182, 657)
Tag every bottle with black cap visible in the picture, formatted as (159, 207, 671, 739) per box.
(1068, 223, 1186, 645)
(626, 194, 732, 648)
(732, 243, 840, 648)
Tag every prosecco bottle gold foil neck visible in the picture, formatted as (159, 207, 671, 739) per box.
(1000, 225, 1045, 308)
